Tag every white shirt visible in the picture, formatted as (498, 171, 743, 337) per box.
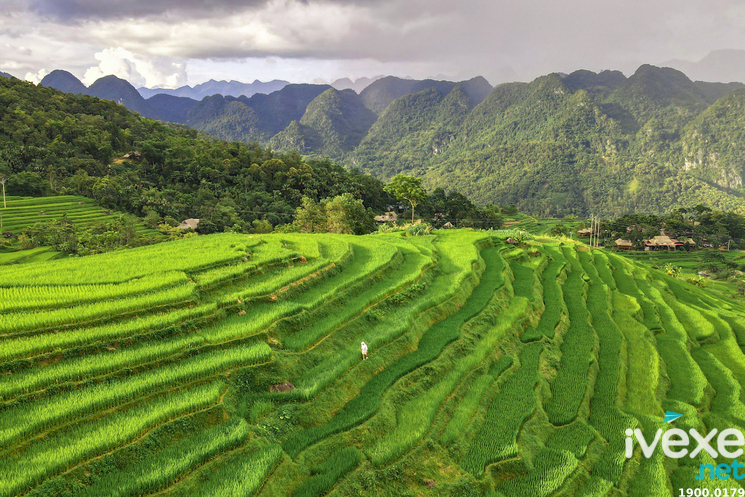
(361, 342, 368, 354)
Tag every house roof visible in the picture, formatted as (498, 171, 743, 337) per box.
(615, 238, 633, 247)
(177, 218, 200, 230)
(646, 235, 676, 247)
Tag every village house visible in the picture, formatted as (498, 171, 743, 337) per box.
(643, 235, 694, 251)
(615, 238, 634, 251)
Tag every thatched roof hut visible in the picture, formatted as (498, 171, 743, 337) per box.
(645, 235, 683, 250)
(615, 238, 634, 251)
(177, 218, 200, 230)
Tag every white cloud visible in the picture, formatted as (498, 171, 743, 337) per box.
(24, 68, 47, 84)
(0, 60, 25, 70)
(5, 43, 32, 56)
(82, 47, 186, 88)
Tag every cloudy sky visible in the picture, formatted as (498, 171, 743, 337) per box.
(2, 0, 745, 88)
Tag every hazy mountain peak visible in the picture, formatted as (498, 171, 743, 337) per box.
(137, 78, 290, 100)
(330, 75, 383, 93)
(360, 76, 459, 114)
(458, 76, 494, 106)
(270, 86, 378, 156)
(87, 74, 152, 116)
(40, 69, 87, 94)
(562, 69, 627, 95)
(624, 64, 707, 106)
(664, 49, 745, 85)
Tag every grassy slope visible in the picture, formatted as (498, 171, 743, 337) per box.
(5, 230, 745, 496)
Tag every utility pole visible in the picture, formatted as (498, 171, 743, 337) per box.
(590, 214, 598, 248)
(595, 217, 601, 248)
(591, 215, 597, 248)
(589, 215, 594, 248)
(590, 214, 595, 248)
(0, 177, 5, 209)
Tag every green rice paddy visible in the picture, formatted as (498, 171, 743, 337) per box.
(5, 225, 745, 496)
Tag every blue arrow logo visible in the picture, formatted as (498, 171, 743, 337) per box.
(664, 411, 683, 423)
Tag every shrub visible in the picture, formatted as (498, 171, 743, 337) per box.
(405, 223, 432, 236)
(686, 274, 709, 288)
(663, 263, 681, 277)
(490, 229, 533, 243)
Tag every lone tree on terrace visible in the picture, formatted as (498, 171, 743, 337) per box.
(384, 174, 427, 224)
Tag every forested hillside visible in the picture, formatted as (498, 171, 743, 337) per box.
(35, 65, 745, 217)
(269, 88, 379, 158)
(0, 77, 391, 233)
(349, 65, 745, 217)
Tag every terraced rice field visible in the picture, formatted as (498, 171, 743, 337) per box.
(5, 229, 745, 496)
(1, 195, 158, 235)
(0, 196, 161, 265)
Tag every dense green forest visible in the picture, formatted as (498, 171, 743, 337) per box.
(347, 66, 745, 217)
(132, 65, 745, 218)
(0, 76, 508, 239)
(0, 77, 394, 234)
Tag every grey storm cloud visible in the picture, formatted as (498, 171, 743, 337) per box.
(4, 0, 745, 86)
(29, 0, 271, 20)
(27, 0, 385, 21)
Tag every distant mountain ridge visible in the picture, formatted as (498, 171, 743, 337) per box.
(665, 49, 745, 85)
(360, 64, 745, 216)
(270, 88, 379, 157)
(38, 69, 495, 157)
(137, 79, 290, 100)
(330, 76, 383, 93)
(41, 71, 179, 122)
(186, 84, 334, 143)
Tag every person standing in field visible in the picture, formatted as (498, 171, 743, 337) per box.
(361, 341, 368, 360)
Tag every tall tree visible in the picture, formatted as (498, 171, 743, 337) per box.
(325, 193, 374, 235)
(384, 174, 428, 223)
(294, 197, 327, 233)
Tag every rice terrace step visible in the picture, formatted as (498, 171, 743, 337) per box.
(3, 228, 745, 496)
